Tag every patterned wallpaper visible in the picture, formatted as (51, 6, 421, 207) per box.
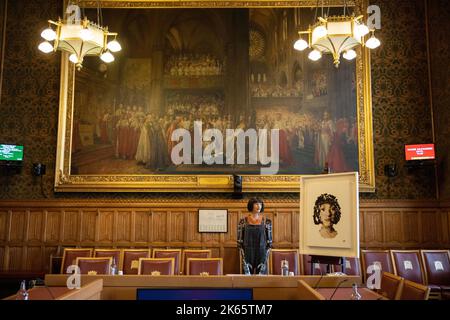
(428, 0, 450, 200)
(0, 0, 439, 200)
(0, 0, 61, 199)
(363, 0, 436, 199)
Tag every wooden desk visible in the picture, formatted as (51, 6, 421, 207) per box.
(44, 274, 361, 300)
(232, 275, 361, 300)
(317, 287, 386, 300)
(4, 287, 70, 300)
(0, 271, 46, 299)
(3, 279, 103, 300)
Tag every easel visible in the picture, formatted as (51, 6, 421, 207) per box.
(310, 255, 346, 274)
(309, 167, 347, 274)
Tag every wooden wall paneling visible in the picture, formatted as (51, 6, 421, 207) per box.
(223, 247, 240, 275)
(97, 210, 114, 244)
(80, 210, 97, 243)
(44, 210, 62, 243)
(62, 210, 80, 243)
(130, 210, 136, 243)
(362, 211, 384, 247)
(210, 247, 220, 258)
(292, 210, 299, 248)
(223, 210, 239, 246)
(27, 210, 44, 243)
(359, 210, 365, 247)
(134, 210, 150, 244)
(2, 246, 7, 270)
(273, 210, 293, 247)
(201, 232, 220, 247)
(44, 246, 59, 273)
(0, 246, 4, 271)
(25, 246, 43, 271)
(185, 210, 201, 244)
(383, 211, 403, 246)
(168, 211, 184, 245)
(421, 210, 439, 247)
(403, 211, 421, 247)
(219, 233, 225, 258)
(0, 210, 8, 241)
(116, 210, 132, 243)
(0, 200, 449, 272)
(442, 210, 450, 244)
(10, 210, 26, 242)
(150, 210, 167, 244)
(8, 246, 23, 271)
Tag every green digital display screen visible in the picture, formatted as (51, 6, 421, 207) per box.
(0, 144, 24, 161)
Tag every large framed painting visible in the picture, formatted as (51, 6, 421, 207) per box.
(299, 172, 359, 258)
(55, 0, 375, 192)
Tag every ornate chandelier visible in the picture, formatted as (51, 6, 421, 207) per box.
(293, 3, 380, 67)
(38, 1, 121, 70)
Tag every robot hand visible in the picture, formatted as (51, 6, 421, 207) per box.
(257, 263, 267, 275)
(243, 262, 252, 275)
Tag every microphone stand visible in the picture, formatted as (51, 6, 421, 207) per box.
(329, 279, 349, 300)
(313, 265, 324, 290)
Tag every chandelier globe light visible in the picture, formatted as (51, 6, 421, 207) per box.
(38, 1, 121, 70)
(293, 2, 380, 67)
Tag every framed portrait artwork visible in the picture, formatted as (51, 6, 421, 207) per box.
(299, 172, 359, 258)
(54, 0, 375, 192)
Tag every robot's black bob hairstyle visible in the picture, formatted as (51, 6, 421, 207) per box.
(247, 198, 265, 213)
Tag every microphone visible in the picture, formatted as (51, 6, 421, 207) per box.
(329, 278, 349, 300)
(44, 285, 56, 300)
(32, 279, 56, 300)
(313, 263, 324, 290)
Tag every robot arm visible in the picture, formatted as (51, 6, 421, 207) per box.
(256, 219, 273, 275)
(237, 218, 251, 274)
(237, 218, 245, 249)
(265, 218, 273, 249)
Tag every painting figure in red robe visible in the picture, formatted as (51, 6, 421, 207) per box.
(315, 111, 334, 169)
(273, 113, 294, 166)
(166, 116, 182, 159)
(327, 118, 351, 173)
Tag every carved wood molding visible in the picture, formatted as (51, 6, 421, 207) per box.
(439, 200, 450, 209)
(79, 0, 356, 9)
(0, 199, 441, 209)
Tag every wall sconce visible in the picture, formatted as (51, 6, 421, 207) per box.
(232, 174, 243, 199)
(384, 163, 398, 178)
(32, 163, 46, 176)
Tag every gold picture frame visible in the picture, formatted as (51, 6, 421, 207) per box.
(54, 0, 375, 193)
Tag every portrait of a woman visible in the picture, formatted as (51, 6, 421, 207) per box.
(313, 193, 342, 239)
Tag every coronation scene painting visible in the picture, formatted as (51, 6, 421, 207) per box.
(71, 7, 358, 175)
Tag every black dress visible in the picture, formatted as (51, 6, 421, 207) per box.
(237, 217, 273, 274)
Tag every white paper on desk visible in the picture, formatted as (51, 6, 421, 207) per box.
(345, 259, 351, 269)
(403, 260, 413, 270)
(131, 260, 139, 269)
(434, 261, 444, 271)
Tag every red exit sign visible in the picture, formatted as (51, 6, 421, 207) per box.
(405, 144, 435, 160)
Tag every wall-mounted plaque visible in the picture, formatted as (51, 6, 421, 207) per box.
(198, 209, 228, 233)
